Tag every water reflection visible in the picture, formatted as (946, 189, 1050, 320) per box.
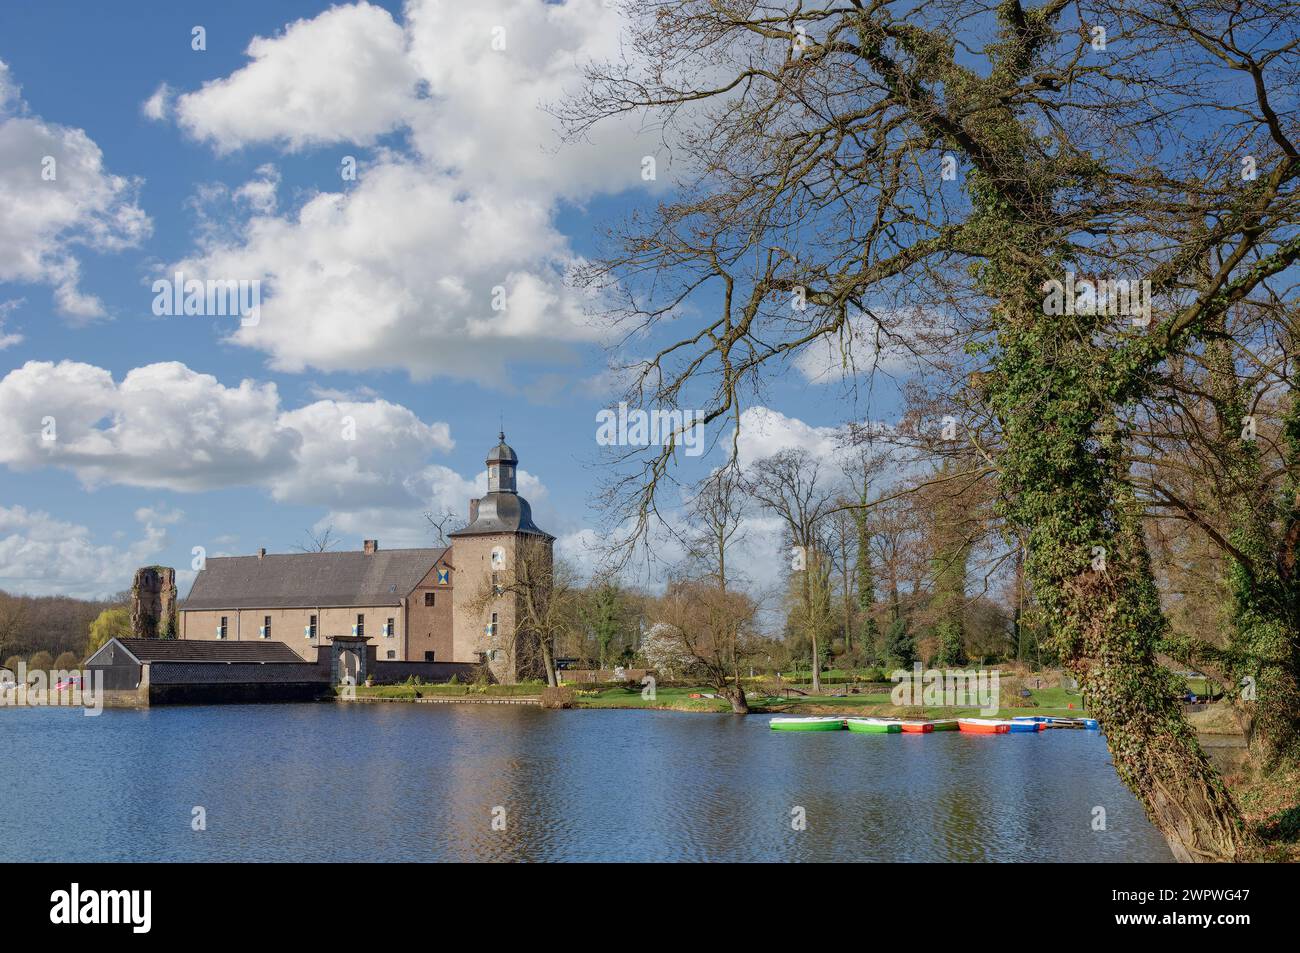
(0, 705, 1172, 862)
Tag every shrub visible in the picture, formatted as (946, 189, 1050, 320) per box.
(29, 650, 54, 673)
(53, 652, 80, 671)
(539, 685, 575, 709)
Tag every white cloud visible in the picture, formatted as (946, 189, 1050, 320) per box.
(133, 505, 184, 526)
(0, 360, 296, 492)
(0, 505, 169, 599)
(163, 0, 663, 383)
(733, 406, 851, 470)
(402, 0, 662, 198)
(0, 61, 18, 112)
(174, 157, 599, 380)
(175, 2, 417, 153)
(0, 359, 552, 557)
(0, 59, 150, 318)
(141, 83, 174, 121)
(0, 360, 462, 502)
(0, 297, 21, 349)
(270, 398, 453, 507)
(792, 310, 927, 384)
(233, 164, 279, 214)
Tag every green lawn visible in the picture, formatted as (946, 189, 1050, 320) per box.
(569, 683, 1090, 717)
(346, 683, 543, 699)
(338, 673, 1232, 719)
(572, 686, 736, 712)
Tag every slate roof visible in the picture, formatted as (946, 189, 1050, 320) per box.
(145, 661, 326, 684)
(181, 548, 445, 611)
(111, 638, 307, 663)
(486, 432, 518, 464)
(450, 492, 551, 538)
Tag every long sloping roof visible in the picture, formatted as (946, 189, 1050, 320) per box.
(110, 638, 306, 663)
(147, 661, 325, 684)
(182, 548, 445, 610)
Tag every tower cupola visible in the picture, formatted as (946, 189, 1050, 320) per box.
(486, 431, 518, 493)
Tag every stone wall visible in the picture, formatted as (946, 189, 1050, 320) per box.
(369, 660, 478, 684)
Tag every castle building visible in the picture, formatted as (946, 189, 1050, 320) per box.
(179, 433, 553, 683)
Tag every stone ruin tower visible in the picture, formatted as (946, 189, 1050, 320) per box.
(131, 566, 178, 640)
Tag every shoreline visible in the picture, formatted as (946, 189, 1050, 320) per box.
(337, 685, 1093, 720)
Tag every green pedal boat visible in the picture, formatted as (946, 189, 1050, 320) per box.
(845, 717, 902, 733)
(769, 716, 845, 731)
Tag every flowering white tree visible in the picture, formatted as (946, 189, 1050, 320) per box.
(639, 621, 695, 681)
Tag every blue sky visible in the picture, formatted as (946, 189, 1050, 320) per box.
(0, 0, 904, 600)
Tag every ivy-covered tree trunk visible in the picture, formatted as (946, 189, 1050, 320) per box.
(987, 269, 1254, 861)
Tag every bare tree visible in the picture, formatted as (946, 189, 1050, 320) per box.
(747, 449, 837, 693)
(424, 509, 464, 547)
(655, 578, 761, 713)
(686, 468, 748, 589)
(683, 467, 751, 708)
(293, 525, 339, 553)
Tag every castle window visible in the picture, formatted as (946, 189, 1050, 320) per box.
(218, 616, 227, 640)
(262, 616, 271, 639)
(385, 617, 395, 638)
(424, 651, 435, 662)
(355, 614, 364, 638)
(307, 614, 317, 639)
(386, 650, 396, 659)
(424, 592, 435, 607)
(489, 612, 498, 636)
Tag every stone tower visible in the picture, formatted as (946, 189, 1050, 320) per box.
(131, 566, 178, 639)
(449, 432, 554, 683)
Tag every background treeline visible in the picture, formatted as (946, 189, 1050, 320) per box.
(0, 588, 126, 673)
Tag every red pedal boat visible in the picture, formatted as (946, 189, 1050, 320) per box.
(958, 718, 1011, 734)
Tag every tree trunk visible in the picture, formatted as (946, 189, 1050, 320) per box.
(1079, 635, 1252, 861)
(990, 299, 1254, 861)
(726, 683, 749, 714)
(1027, 469, 1255, 861)
(803, 547, 822, 695)
(541, 638, 558, 688)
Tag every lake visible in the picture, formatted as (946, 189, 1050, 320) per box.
(0, 704, 1173, 862)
